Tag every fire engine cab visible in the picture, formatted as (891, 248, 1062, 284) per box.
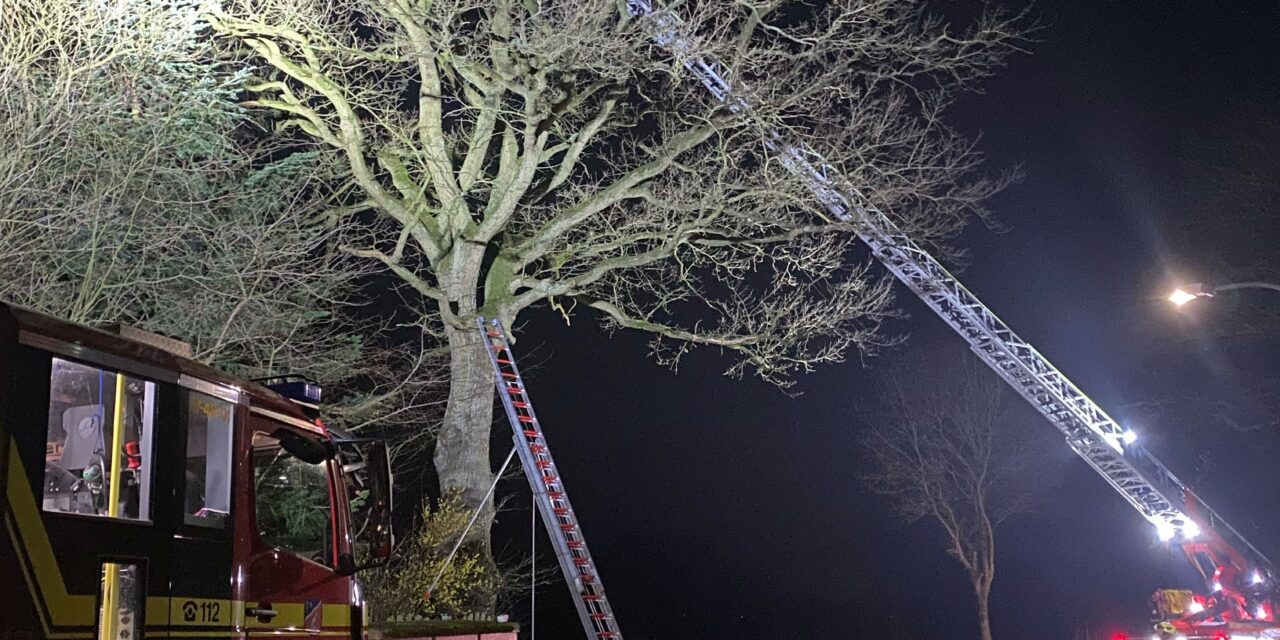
(0, 302, 393, 640)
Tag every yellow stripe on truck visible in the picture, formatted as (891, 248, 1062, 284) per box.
(6, 445, 96, 629)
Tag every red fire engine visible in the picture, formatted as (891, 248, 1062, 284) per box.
(0, 302, 393, 640)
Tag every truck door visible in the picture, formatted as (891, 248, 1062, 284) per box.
(168, 380, 239, 635)
(240, 418, 350, 637)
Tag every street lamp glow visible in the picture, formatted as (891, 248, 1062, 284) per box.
(1166, 280, 1280, 307)
(1168, 288, 1199, 306)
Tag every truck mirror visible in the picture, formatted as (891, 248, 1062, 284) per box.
(336, 438, 394, 573)
(276, 429, 333, 464)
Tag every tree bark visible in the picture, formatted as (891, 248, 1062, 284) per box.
(434, 322, 498, 541)
(433, 242, 499, 556)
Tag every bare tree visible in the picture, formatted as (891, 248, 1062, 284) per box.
(207, 0, 1030, 557)
(0, 0, 444, 440)
(861, 348, 1047, 640)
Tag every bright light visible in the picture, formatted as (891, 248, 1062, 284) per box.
(1122, 429, 1138, 445)
(1256, 605, 1268, 619)
(1188, 600, 1205, 614)
(1169, 288, 1199, 306)
(1253, 570, 1265, 585)
(1213, 581, 1223, 592)
(1183, 520, 1201, 539)
(1155, 520, 1177, 541)
(1174, 634, 1188, 640)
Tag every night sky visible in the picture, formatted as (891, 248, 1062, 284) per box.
(488, 3, 1280, 638)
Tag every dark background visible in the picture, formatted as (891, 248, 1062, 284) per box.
(487, 2, 1280, 638)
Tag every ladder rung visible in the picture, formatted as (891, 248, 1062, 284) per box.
(590, 612, 608, 619)
(560, 523, 577, 532)
(523, 429, 540, 438)
(553, 507, 569, 515)
(506, 385, 522, 394)
(574, 558, 590, 566)
(518, 415, 536, 423)
(548, 491, 564, 500)
(566, 540, 583, 549)
(543, 475, 559, 484)
(502, 371, 518, 379)
(512, 400, 529, 408)
(496, 358, 512, 364)
(537, 460, 553, 469)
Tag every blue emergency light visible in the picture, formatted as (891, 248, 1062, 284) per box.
(258, 375, 323, 407)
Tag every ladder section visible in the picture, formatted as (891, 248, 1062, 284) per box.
(477, 318, 622, 640)
(623, 0, 1274, 579)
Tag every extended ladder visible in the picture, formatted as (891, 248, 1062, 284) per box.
(624, 0, 1274, 585)
(477, 318, 622, 640)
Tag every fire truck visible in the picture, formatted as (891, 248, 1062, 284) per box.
(0, 302, 394, 640)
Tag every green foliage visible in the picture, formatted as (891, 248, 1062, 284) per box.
(254, 454, 331, 556)
(366, 492, 501, 623)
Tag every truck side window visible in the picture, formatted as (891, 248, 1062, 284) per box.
(184, 391, 233, 527)
(252, 432, 333, 565)
(44, 357, 157, 522)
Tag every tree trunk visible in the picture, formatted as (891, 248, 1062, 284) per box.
(434, 321, 498, 543)
(975, 579, 994, 640)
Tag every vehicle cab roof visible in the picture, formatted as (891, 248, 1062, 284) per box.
(2, 302, 318, 432)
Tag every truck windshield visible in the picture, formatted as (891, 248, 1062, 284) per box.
(252, 432, 333, 566)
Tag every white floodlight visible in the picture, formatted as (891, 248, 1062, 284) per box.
(1188, 600, 1205, 614)
(1182, 520, 1201, 539)
(1155, 520, 1177, 541)
(1122, 429, 1138, 445)
(1253, 570, 1265, 585)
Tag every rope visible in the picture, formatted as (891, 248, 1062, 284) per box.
(531, 500, 537, 640)
(425, 446, 517, 599)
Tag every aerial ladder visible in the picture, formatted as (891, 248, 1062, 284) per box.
(477, 5, 1277, 639)
(616, 2, 1276, 637)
